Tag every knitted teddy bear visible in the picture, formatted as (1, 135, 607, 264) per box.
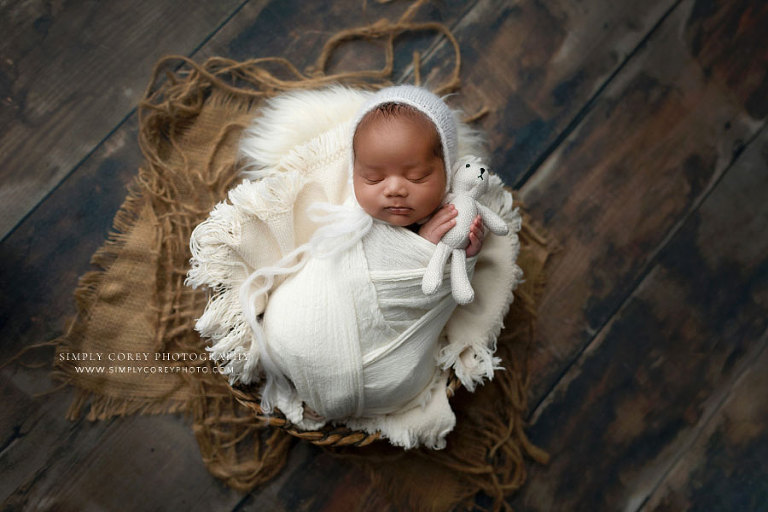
(422, 155, 509, 304)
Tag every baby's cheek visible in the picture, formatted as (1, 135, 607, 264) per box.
(427, 191, 446, 213)
(353, 184, 375, 209)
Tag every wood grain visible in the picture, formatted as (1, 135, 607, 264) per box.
(1, 396, 243, 510)
(0, 0, 249, 240)
(510, 126, 768, 510)
(194, 0, 475, 83)
(0, 124, 142, 361)
(413, 0, 679, 185)
(517, 0, 768, 407)
(643, 334, 768, 512)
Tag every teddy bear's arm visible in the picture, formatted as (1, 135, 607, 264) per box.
(476, 203, 510, 236)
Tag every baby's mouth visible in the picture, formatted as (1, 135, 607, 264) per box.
(385, 206, 413, 215)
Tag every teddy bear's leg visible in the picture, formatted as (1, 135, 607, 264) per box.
(422, 242, 452, 295)
(450, 248, 474, 304)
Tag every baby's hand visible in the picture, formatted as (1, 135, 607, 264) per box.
(466, 215, 485, 258)
(420, 207, 485, 257)
(419, 204, 458, 244)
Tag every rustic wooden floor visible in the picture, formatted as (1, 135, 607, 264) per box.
(2, 0, 767, 510)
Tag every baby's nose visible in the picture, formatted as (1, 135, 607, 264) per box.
(384, 177, 408, 196)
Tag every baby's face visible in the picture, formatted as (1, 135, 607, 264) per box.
(353, 114, 445, 227)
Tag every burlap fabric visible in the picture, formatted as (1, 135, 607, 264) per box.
(52, 8, 553, 510)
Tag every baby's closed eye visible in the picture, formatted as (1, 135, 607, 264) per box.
(407, 168, 434, 183)
(359, 171, 384, 184)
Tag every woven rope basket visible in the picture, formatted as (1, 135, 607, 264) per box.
(229, 376, 464, 447)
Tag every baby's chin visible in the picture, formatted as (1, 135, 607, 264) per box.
(371, 211, 423, 227)
(385, 216, 417, 227)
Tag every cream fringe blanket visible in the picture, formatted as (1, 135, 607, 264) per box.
(186, 86, 524, 449)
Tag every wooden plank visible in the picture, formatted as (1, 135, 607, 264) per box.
(194, 0, 475, 76)
(1, 368, 316, 511)
(229, 442, 340, 512)
(0, 0, 249, 240)
(413, 0, 680, 185)
(0, 375, 80, 505)
(642, 335, 768, 511)
(0, 374, 39, 490)
(509, 126, 768, 510)
(515, 0, 768, 406)
(0, 391, 243, 510)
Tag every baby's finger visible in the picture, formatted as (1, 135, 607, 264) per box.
(480, 216, 488, 235)
(470, 216, 485, 238)
(466, 231, 483, 257)
(427, 206, 456, 230)
(431, 217, 456, 239)
(431, 204, 458, 224)
(419, 206, 456, 243)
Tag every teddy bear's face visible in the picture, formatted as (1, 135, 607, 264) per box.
(452, 156, 491, 197)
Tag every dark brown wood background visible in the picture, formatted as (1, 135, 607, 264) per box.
(1, 0, 766, 510)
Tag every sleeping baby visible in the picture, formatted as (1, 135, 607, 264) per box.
(187, 85, 522, 449)
(350, 93, 484, 256)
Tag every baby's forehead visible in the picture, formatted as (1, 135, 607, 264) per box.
(357, 103, 436, 132)
(354, 106, 440, 152)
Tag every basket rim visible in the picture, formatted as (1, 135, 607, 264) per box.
(229, 375, 463, 447)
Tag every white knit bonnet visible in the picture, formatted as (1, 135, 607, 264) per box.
(349, 85, 459, 194)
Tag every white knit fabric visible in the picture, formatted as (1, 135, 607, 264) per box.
(186, 86, 524, 449)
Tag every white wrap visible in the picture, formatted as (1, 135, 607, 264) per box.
(262, 220, 475, 445)
(186, 86, 524, 449)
